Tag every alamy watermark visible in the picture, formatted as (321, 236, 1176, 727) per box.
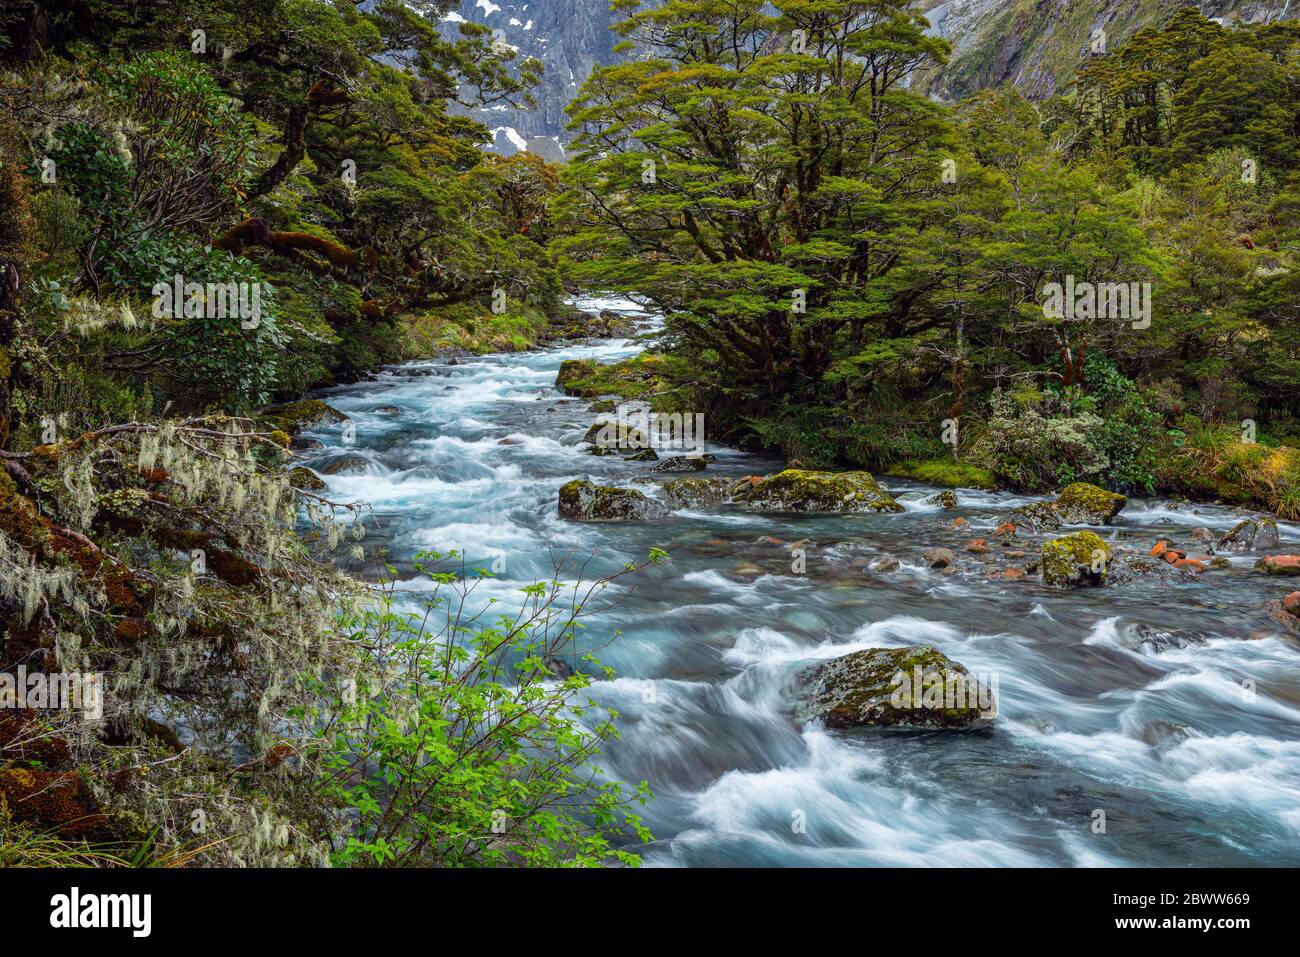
(593, 405, 706, 454)
(152, 274, 263, 329)
(0, 667, 103, 719)
(1041, 275, 1151, 329)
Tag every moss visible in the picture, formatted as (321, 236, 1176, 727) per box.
(1055, 482, 1127, 523)
(0, 768, 107, 839)
(660, 477, 730, 508)
(554, 354, 679, 410)
(583, 420, 649, 449)
(736, 469, 904, 513)
(886, 458, 998, 490)
(557, 479, 670, 521)
(258, 399, 348, 435)
(289, 467, 326, 492)
(799, 645, 993, 729)
(1042, 531, 1111, 587)
(398, 302, 551, 357)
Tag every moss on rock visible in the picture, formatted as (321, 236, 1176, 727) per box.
(1055, 482, 1127, 524)
(1042, 530, 1111, 586)
(660, 477, 730, 508)
(797, 645, 995, 730)
(732, 469, 903, 513)
(258, 399, 349, 435)
(557, 479, 670, 521)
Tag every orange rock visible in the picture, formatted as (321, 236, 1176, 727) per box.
(953, 517, 969, 528)
(1257, 555, 1300, 575)
(1174, 558, 1205, 573)
(994, 522, 1017, 537)
(966, 538, 989, 553)
(1149, 540, 1169, 557)
(1283, 592, 1300, 616)
(1002, 567, 1026, 580)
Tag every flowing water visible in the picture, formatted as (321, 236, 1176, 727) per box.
(301, 296, 1300, 867)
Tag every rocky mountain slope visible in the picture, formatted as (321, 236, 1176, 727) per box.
(427, 0, 1295, 156)
(435, 0, 626, 160)
(913, 0, 1294, 101)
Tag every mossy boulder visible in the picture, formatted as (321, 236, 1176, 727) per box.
(554, 354, 672, 405)
(259, 399, 349, 435)
(288, 467, 326, 492)
(556, 359, 596, 393)
(796, 645, 996, 730)
(927, 490, 959, 508)
(1054, 482, 1127, 524)
(1217, 518, 1281, 552)
(1041, 531, 1111, 586)
(583, 420, 650, 450)
(320, 454, 370, 476)
(623, 448, 658, 462)
(558, 480, 670, 521)
(731, 469, 903, 513)
(652, 455, 708, 473)
(660, 477, 730, 508)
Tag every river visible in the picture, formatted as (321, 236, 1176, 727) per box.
(300, 296, 1300, 867)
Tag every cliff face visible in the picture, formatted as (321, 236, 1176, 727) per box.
(428, 0, 1295, 156)
(913, 0, 1295, 101)
(436, 0, 628, 160)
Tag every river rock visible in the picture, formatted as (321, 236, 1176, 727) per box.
(1003, 501, 1063, 533)
(1104, 553, 1194, 586)
(1255, 555, 1300, 575)
(556, 359, 594, 393)
(288, 467, 326, 491)
(320, 454, 370, 476)
(659, 477, 730, 508)
(558, 480, 670, 521)
(1217, 518, 1281, 552)
(652, 455, 708, 473)
(1053, 482, 1128, 524)
(1041, 531, 1111, 586)
(796, 645, 995, 730)
(583, 420, 650, 450)
(729, 469, 903, 513)
(924, 546, 957, 568)
(1136, 626, 1210, 654)
(259, 399, 350, 435)
(290, 436, 324, 451)
(372, 405, 401, 415)
(624, 448, 659, 461)
(927, 490, 959, 508)
(1266, 598, 1300, 636)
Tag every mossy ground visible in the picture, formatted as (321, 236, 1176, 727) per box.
(886, 458, 998, 490)
(398, 302, 552, 357)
